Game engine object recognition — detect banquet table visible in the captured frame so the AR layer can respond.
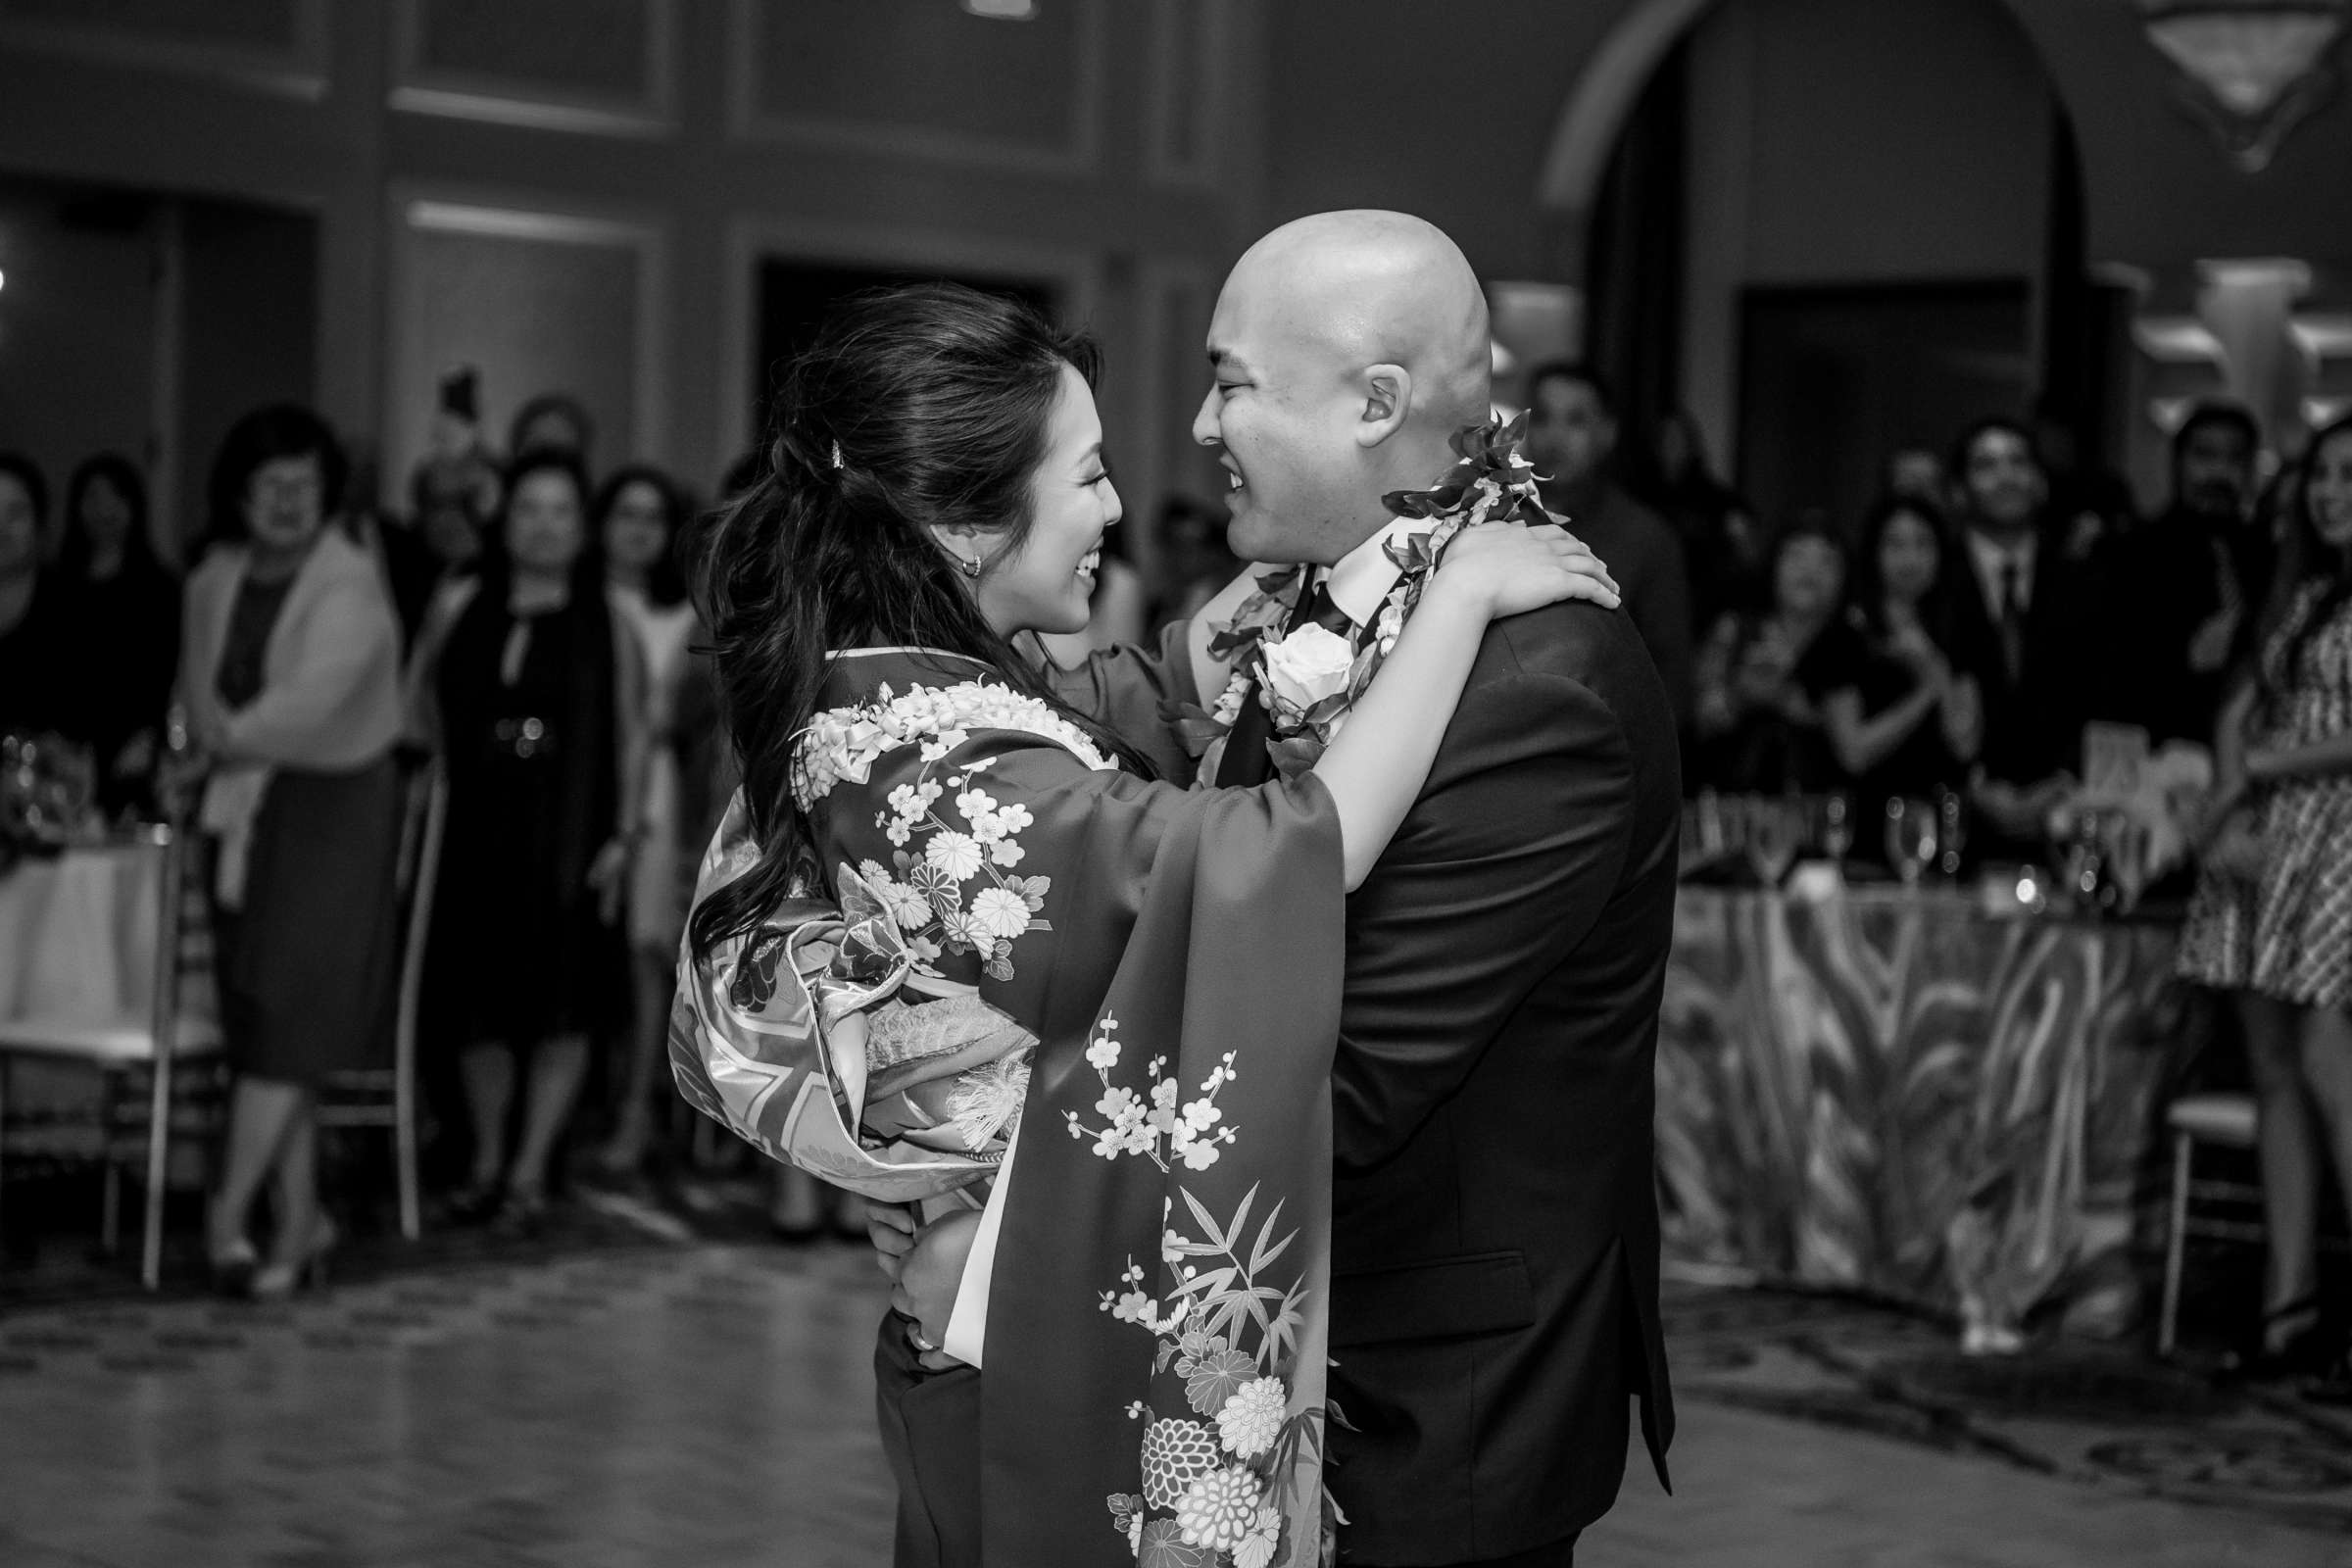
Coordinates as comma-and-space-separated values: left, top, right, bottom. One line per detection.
0, 839, 200, 1161
1657, 877, 2184, 1341
0, 843, 163, 1031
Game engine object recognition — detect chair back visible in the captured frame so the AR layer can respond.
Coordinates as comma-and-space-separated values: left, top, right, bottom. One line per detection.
146, 824, 216, 1064
391, 760, 448, 1073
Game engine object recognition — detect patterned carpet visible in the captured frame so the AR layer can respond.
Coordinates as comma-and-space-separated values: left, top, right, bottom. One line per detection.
4, 1166, 2350, 1548
1662, 1278, 2352, 1539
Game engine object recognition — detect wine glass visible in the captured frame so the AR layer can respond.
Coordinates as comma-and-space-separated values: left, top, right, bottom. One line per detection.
1886, 797, 1939, 888
1748, 797, 1803, 888
1935, 788, 1969, 880
1817, 792, 1854, 867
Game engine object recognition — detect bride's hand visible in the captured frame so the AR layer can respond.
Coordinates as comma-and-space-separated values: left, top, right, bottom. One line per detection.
1431, 521, 1621, 620
892, 1208, 983, 1369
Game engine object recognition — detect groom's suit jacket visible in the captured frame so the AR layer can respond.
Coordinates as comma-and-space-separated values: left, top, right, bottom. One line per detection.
1326, 590, 1678, 1564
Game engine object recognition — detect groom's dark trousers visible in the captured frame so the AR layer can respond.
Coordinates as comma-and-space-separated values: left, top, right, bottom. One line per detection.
1323, 596, 1678, 1565
875, 1314, 981, 1568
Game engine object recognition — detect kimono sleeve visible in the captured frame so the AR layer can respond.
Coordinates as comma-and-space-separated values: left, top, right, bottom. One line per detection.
1040, 619, 1206, 780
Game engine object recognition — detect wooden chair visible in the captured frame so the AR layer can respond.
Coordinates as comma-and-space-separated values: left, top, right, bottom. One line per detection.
0, 825, 225, 1289
317, 759, 444, 1243
2157, 1090, 2262, 1357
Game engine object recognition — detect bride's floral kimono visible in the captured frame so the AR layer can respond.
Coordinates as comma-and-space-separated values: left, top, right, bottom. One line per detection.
672, 639, 1342, 1568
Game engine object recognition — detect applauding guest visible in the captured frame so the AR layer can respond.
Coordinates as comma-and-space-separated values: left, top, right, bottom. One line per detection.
184, 406, 406, 1298
1805, 496, 1982, 831
413, 452, 647, 1230
1692, 519, 1847, 794
2103, 403, 2263, 747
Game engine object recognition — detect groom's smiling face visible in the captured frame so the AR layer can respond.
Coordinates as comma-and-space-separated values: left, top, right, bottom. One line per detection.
1193, 270, 1370, 567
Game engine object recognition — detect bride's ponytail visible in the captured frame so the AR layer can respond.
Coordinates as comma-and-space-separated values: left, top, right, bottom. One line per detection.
689, 282, 1152, 960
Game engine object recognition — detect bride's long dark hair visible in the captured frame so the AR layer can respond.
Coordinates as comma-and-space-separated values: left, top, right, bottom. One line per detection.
689, 282, 1151, 960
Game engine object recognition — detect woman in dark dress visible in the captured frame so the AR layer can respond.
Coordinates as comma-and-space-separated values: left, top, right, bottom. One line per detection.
1799, 494, 1984, 831
415, 451, 646, 1230
1691, 519, 1848, 793
53, 454, 181, 813
184, 407, 407, 1298
0, 454, 73, 740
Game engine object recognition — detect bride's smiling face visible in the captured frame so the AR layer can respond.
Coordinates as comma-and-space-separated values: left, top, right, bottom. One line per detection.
963, 360, 1122, 637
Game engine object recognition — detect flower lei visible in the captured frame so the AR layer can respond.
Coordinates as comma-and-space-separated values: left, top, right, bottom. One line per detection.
790, 677, 1113, 809
1201, 414, 1551, 779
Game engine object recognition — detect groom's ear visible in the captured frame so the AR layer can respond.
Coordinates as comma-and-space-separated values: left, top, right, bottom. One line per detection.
1356, 364, 1412, 450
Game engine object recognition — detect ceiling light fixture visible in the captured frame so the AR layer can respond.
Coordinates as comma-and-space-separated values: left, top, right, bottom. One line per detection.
961, 0, 1038, 18
2136, 0, 2350, 171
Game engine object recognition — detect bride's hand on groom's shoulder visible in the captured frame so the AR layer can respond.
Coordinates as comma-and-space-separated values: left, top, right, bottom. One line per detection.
1435, 521, 1620, 618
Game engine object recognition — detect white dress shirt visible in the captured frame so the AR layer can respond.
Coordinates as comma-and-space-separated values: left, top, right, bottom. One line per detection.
1963, 527, 2036, 623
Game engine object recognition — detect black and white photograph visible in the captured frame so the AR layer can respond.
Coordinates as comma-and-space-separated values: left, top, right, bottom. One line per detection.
4, 2, 2352, 1565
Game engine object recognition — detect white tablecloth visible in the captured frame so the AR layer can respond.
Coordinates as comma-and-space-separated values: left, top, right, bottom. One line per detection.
0, 845, 161, 1034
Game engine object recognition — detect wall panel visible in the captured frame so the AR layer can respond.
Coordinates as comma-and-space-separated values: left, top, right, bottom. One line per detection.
0, 0, 325, 97
727, 0, 1102, 174
386, 194, 667, 496
391, 0, 675, 136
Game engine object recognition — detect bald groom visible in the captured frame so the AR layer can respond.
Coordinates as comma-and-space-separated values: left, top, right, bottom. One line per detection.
1196, 212, 1677, 1568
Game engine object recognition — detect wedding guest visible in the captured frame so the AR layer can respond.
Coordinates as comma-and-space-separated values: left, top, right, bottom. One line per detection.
385, 368, 501, 639
1885, 445, 1950, 508
1801, 496, 1983, 834
1525, 362, 1694, 726
414, 451, 647, 1231
1692, 517, 1846, 793
2103, 403, 2262, 746
1641, 407, 1761, 637
508, 392, 595, 470
1940, 417, 2105, 850
0, 453, 71, 738
53, 454, 180, 811
591, 463, 700, 1175
184, 406, 405, 1299
2180, 413, 2352, 1382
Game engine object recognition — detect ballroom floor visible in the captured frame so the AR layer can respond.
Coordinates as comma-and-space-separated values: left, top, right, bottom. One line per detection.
1, 1228, 2348, 1568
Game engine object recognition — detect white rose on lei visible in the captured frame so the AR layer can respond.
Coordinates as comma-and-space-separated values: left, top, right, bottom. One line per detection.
1258, 622, 1355, 716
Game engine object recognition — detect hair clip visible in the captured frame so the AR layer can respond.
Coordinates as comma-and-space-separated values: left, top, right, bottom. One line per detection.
829, 441, 845, 470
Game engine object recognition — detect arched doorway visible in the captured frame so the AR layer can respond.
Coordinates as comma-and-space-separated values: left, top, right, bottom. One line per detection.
1536, 0, 2105, 536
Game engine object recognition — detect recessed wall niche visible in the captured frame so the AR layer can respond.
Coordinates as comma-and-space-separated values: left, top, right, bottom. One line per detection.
386, 196, 669, 508
391, 0, 674, 136
0, 0, 325, 97
727, 0, 1102, 173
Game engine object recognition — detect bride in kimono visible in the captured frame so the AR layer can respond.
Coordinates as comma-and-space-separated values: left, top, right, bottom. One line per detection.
673, 283, 1615, 1568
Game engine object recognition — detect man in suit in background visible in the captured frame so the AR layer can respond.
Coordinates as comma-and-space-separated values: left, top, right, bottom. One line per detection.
1522, 362, 1695, 733
1941, 416, 2106, 852
1200, 211, 1677, 1568
2100, 402, 2263, 748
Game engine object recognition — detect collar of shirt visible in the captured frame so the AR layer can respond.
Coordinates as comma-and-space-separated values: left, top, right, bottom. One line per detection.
1965, 526, 2037, 612
1319, 514, 1424, 631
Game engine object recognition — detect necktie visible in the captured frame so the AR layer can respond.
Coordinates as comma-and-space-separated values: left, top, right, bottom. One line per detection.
1997, 559, 2025, 683
1215, 581, 1354, 786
